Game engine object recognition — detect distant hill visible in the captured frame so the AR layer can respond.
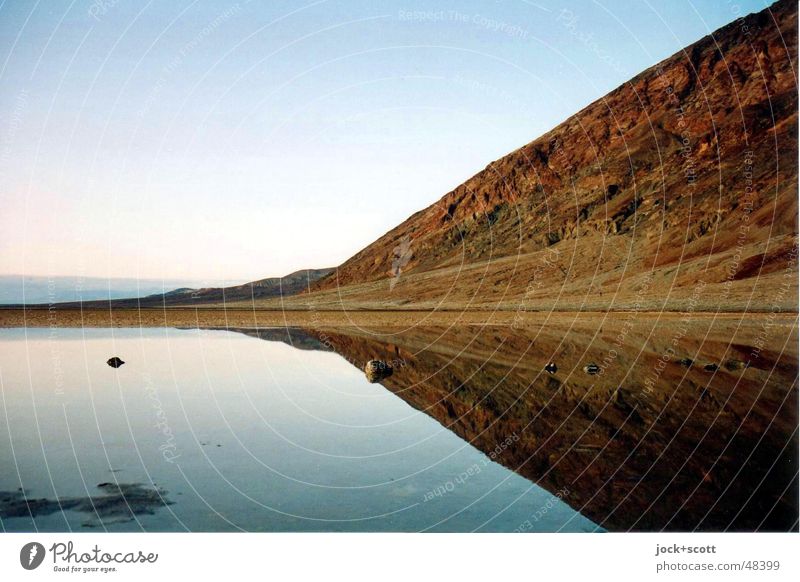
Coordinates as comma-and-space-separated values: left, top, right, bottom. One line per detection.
152, 268, 335, 306
18, 268, 333, 309
0, 275, 233, 306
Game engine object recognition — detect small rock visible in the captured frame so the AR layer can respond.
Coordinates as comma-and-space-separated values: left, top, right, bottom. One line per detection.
678, 358, 693, 368
544, 362, 558, 374
703, 363, 719, 372
724, 359, 748, 371
365, 360, 393, 383
583, 363, 600, 375
106, 357, 125, 368
546, 376, 561, 390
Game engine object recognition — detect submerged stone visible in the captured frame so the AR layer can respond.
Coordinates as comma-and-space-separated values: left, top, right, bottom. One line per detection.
364, 360, 393, 383
724, 359, 748, 371
106, 357, 125, 368
583, 363, 600, 375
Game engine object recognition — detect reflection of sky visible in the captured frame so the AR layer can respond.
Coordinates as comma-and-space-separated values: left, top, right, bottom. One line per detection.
0, 327, 600, 531
0, 0, 767, 280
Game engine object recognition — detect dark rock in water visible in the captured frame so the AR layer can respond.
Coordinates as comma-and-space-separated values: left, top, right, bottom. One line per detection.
703, 363, 719, 372
544, 362, 558, 374
583, 363, 600, 375
0, 483, 172, 527
364, 360, 393, 383
678, 358, 693, 368
724, 359, 748, 371
107, 357, 125, 368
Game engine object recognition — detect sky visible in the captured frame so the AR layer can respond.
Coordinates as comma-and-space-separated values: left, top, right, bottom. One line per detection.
0, 0, 770, 284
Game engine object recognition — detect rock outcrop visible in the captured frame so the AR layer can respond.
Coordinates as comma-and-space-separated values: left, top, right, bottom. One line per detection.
306, 0, 797, 312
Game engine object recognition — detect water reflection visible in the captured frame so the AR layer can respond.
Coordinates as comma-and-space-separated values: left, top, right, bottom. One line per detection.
233, 314, 798, 532
0, 484, 173, 528
0, 327, 598, 532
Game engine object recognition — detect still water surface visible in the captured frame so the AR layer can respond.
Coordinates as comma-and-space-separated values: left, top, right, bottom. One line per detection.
0, 328, 597, 532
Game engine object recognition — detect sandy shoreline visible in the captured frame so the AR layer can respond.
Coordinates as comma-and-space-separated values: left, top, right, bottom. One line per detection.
1, 307, 796, 329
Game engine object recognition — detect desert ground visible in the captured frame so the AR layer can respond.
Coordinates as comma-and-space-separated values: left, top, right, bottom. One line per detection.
1, 307, 796, 330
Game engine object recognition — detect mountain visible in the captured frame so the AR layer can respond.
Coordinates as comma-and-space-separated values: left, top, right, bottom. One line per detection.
0, 276, 232, 306
29, 268, 333, 309
298, 0, 797, 312
153, 268, 335, 306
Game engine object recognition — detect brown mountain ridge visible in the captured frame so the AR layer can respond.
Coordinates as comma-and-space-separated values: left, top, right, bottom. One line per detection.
30, 0, 797, 313
281, 0, 797, 312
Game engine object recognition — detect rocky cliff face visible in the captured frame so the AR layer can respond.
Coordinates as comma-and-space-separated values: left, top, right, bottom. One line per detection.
311, 0, 798, 311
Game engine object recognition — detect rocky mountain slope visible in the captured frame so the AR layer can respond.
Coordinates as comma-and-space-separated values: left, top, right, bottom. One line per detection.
299, 0, 797, 312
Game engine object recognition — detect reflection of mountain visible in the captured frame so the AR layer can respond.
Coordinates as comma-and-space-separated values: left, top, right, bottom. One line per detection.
239, 317, 797, 531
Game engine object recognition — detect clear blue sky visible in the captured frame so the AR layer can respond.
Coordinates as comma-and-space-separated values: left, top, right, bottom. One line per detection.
0, 0, 770, 282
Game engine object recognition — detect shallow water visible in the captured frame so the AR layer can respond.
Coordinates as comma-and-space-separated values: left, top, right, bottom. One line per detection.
0, 327, 597, 532
231, 316, 798, 532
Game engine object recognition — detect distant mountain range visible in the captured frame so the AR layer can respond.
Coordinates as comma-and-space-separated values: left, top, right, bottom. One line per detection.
0, 275, 236, 306
25, 268, 334, 309
17, 0, 797, 313
133, 268, 335, 307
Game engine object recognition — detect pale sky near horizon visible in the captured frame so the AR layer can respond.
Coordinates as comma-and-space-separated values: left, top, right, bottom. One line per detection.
0, 0, 769, 283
